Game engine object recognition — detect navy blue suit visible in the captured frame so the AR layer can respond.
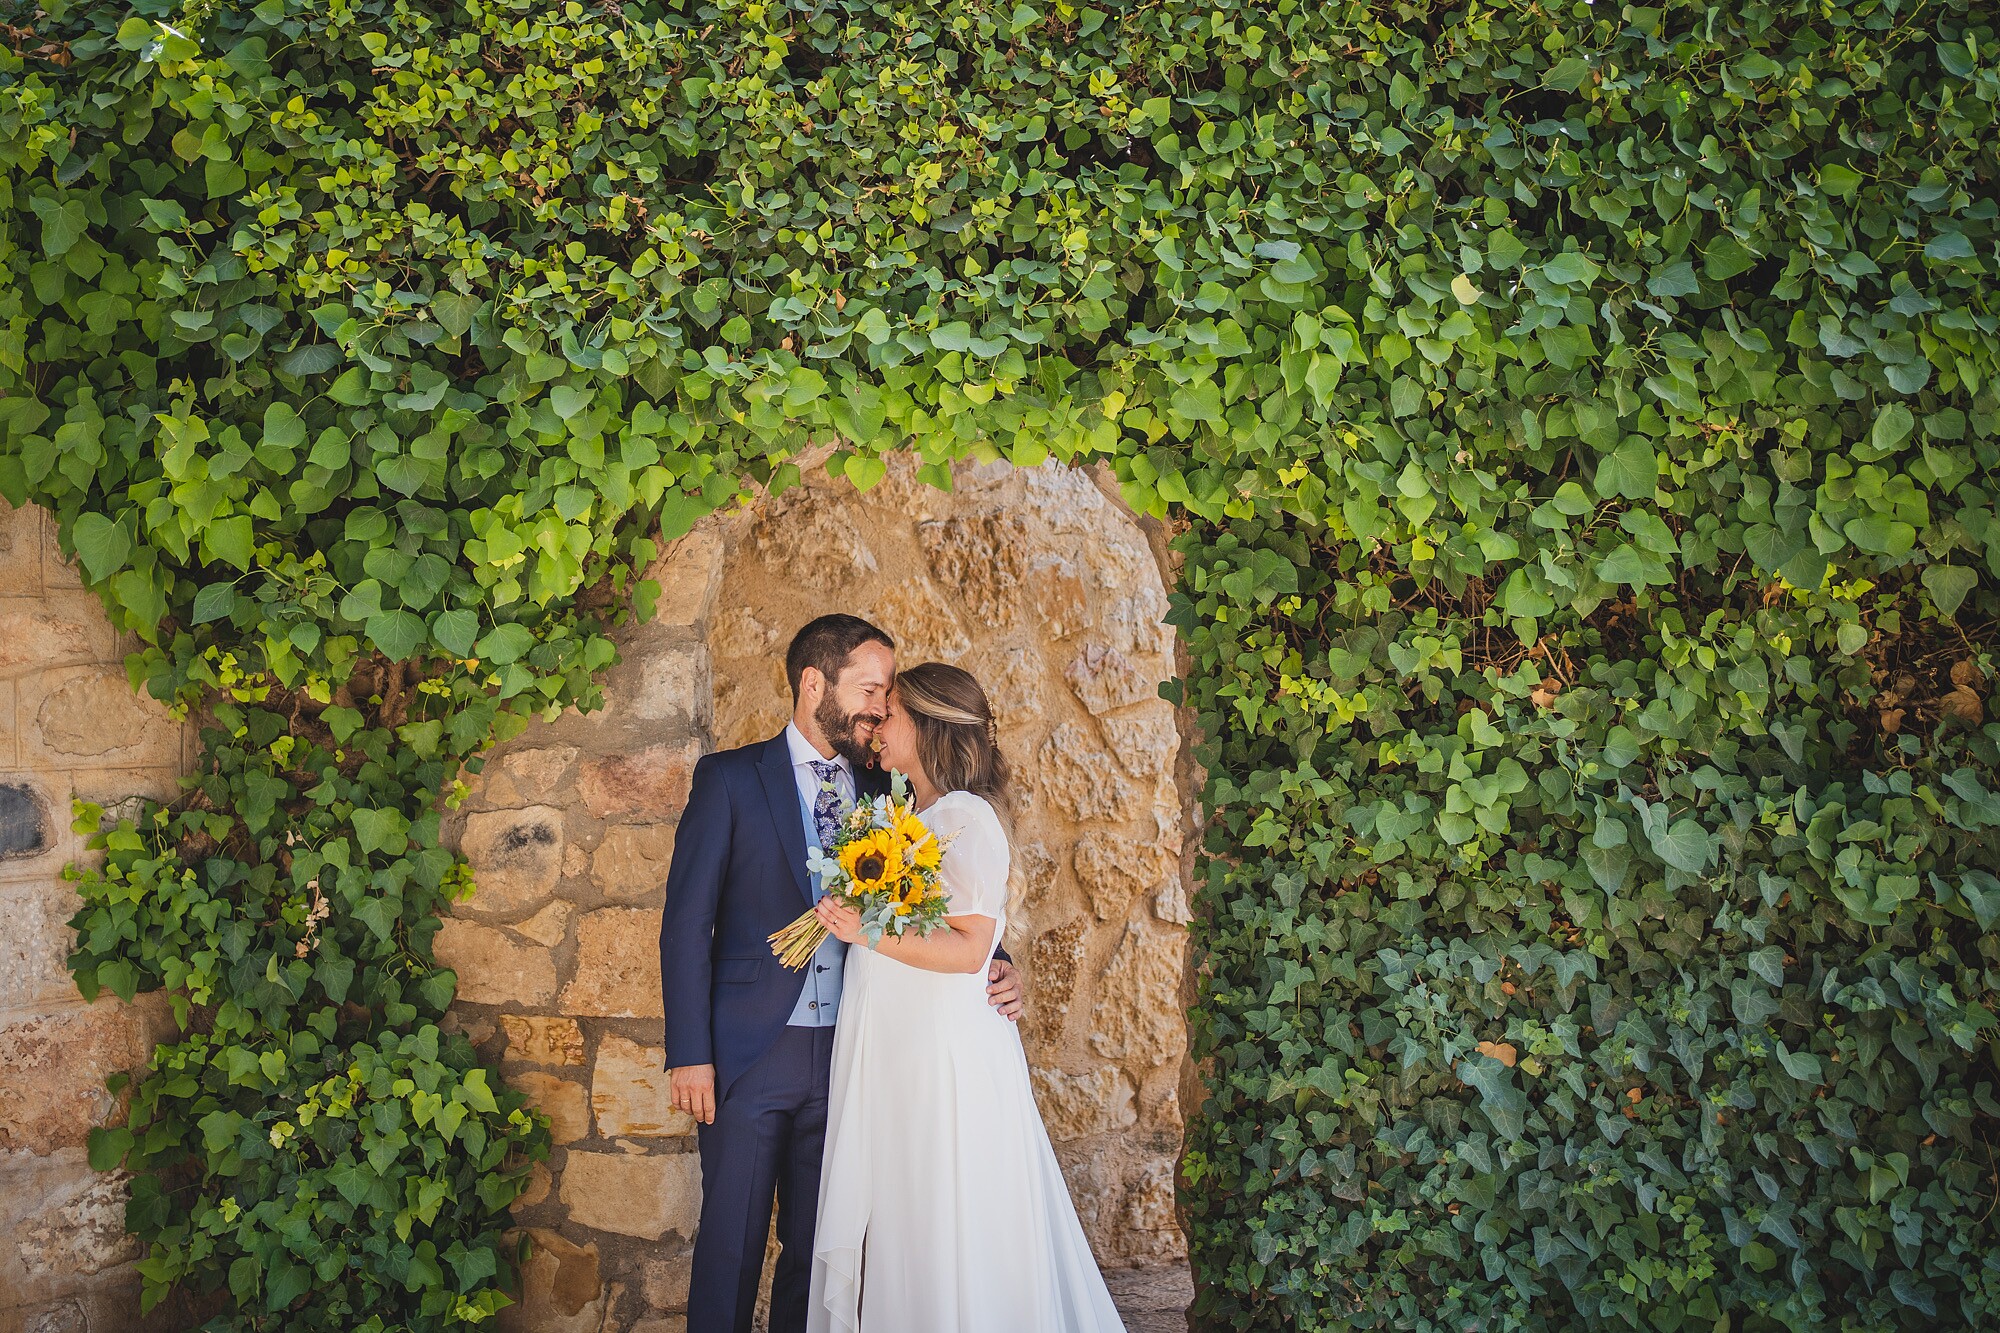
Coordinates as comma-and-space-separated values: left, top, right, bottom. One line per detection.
659, 730, 1006, 1332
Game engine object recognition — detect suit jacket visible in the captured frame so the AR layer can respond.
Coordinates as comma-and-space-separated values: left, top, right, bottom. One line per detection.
659, 729, 1009, 1094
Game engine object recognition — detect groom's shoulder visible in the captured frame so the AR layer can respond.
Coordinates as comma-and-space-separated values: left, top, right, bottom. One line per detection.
699, 732, 782, 778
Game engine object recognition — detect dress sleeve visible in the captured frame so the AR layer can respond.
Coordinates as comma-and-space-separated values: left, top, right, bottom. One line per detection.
931, 794, 1010, 919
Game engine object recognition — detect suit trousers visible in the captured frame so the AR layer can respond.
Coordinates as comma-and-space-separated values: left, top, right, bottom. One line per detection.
687, 1024, 836, 1333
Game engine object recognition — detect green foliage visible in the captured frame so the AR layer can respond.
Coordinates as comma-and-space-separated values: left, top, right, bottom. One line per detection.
6, 0, 2000, 1328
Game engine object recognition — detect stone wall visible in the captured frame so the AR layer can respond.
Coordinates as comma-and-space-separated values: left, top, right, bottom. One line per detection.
0, 499, 194, 1333
443, 457, 1191, 1332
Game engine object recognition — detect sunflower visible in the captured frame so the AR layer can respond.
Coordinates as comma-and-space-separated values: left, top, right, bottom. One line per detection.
838, 830, 903, 892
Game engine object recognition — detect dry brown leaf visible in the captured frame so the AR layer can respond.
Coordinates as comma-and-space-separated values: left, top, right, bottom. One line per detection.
1951, 659, 1984, 689
1879, 708, 1905, 734
1476, 1040, 1518, 1067
1530, 677, 1563, 709
1942, 685, 1984, 726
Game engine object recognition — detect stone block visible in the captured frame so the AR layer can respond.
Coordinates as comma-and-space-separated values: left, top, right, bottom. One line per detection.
510, 900, 573, 949
1007, 839, 1057, 921
1072, 832, 1158, 921
511, 1161, 553, 1211
501, 1016, 584, 1067
17, 666, 184, 771
0, 498, 44, 596
1063, 644, 1158, 716
473, 745, 579, 808
632, 1319, 689, 1333
0, 998, 167, 1154
560, 1151, 701, 1241
1100, 707, 1179, 777
433, 919, 557, 1007
1031, 1066, 1137, 1141
711, 658, 791, 752
616, 646, 711, 726
506, 1072, 590, 1145
750, 498, 876, 596
592, 1034, 695, 1139
0, 600, 117, 681
1027, 917, 1089, 1051
646, 527, 725, 628
979, 645, 1047, 728
1037, 725, 1141, 824
710, 604, 780, 660
10, 1160, 141, 1280
1032, 557, 1092, 639
591, 823, 678, 903
1088, 923, 1186, 1071
41, 511, 85, 589
454, 806, 564, 919
0, 878, 82, 1013
861, 575, 969, 662
577, 741, 701, 822
641, 1250, 695, 1311
497, 1228, 602, 1333
559, 908, 663, 1018
917, 513, 1029, 625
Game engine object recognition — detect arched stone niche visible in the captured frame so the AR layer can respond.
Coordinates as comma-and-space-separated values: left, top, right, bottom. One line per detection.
711, 457, 1192, 1265
446, 458, 1192, 1332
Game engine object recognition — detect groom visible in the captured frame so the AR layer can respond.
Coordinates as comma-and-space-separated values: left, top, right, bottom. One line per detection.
659, 613, 1025, 1333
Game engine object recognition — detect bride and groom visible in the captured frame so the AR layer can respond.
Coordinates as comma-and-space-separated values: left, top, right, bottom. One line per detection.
658, 614, 1129, 1332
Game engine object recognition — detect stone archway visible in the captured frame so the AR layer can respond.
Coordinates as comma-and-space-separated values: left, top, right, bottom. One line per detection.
440, 457, 1197, 1330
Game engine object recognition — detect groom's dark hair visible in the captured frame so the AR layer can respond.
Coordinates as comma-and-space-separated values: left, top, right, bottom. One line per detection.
786, 614, 895, 702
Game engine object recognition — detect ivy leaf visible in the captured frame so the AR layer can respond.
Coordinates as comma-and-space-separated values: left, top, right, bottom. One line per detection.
353, 893, 400, 942
432, 609, 480, 657
475, 622, 535, 665
1593, 438, 1656, 500
431, 291, 479, 337
1922, 564, 1977, 617
87, 1125, 135, 1171
1774, 1042, 1824, 1085
1871, 403, 1916, 452
1650, 817, 1715, 873
71, 513, 131, 582
192, 583, 238, 624
1456, 1055, 1526, 1140
367, 609, 429, 662
34, 197, 89, 255
351, 808, 410, 857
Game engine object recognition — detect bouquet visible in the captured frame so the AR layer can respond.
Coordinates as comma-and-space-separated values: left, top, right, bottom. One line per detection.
768, 772, 957, 968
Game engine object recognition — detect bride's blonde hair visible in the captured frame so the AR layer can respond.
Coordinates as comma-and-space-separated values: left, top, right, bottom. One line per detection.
894, 663, 1011, 818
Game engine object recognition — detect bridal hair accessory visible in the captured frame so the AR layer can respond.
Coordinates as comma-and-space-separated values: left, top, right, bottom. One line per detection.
768, 771, 959, 967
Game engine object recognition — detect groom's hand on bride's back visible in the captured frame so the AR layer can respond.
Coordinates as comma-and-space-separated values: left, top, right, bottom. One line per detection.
669, 1063, 716, 1125
986, 959, 1024, 1022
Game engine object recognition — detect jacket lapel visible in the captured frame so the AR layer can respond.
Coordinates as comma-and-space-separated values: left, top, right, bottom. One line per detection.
756, 732, 815, 906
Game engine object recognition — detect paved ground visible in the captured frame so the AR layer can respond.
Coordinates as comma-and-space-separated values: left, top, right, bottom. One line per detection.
1105, 1264, 1193, 1333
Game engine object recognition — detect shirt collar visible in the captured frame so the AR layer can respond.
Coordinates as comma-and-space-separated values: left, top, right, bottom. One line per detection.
785, 721, 851, 777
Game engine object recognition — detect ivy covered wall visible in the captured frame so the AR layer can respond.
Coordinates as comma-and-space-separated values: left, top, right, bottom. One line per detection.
5, 0, 2000, 1330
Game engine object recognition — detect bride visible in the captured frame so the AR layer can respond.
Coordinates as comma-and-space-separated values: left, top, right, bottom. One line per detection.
804, 662, 1128, 1333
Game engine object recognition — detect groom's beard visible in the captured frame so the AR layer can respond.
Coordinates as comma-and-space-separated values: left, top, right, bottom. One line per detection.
816, 693, 883, 769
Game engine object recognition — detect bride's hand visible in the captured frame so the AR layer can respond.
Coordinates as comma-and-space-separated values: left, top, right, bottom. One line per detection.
814, 896, 866, 945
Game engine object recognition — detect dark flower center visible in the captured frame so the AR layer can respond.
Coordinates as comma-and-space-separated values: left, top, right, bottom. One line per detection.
857, 854, 886, 881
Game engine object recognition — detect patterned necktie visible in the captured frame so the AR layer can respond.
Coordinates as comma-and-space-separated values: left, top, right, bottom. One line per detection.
808, 760, 845, 874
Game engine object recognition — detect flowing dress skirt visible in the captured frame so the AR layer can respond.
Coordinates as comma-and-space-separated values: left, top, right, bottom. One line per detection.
805, 803, 1126, 1333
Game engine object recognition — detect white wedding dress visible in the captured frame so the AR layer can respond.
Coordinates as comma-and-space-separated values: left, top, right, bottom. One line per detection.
806, 790, 1127, 1333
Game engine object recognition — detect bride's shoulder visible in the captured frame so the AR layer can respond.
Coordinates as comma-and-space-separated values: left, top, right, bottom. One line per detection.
933, 789, 1004, 833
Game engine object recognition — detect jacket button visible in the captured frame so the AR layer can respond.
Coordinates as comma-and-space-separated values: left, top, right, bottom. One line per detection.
808, 1001, 817, 1010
